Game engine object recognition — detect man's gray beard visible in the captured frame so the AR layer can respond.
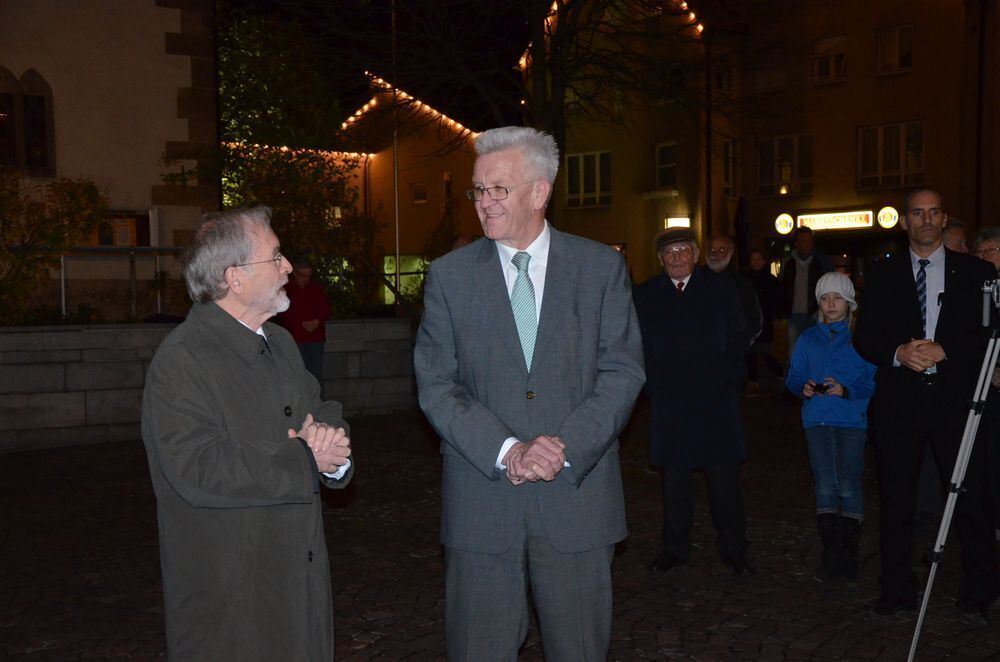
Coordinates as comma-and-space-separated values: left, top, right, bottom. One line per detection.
273, 289, 290, 314
707, 256, 731, 273
251, 288, 290, 316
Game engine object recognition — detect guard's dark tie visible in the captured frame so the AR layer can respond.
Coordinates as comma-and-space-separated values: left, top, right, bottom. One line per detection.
676, 280, 685, 294
916, 258, 930, 337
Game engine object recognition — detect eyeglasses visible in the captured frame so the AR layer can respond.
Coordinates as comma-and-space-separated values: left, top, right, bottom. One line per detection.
708, 246, 731, 255
976, 247, 1000, 257
234, 253, 285, 269
661, 245, 693, 257
465, 181, 537, 201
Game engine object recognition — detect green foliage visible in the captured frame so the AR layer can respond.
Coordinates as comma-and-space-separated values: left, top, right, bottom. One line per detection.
0, 168, 109, 323
214, 4, 383, 316
221, 143, 379, 317
218, 7, 343, 148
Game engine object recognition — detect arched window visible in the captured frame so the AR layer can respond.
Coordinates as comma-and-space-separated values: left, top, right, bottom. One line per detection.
0, 67, 17, 167
0, 68, 56, 176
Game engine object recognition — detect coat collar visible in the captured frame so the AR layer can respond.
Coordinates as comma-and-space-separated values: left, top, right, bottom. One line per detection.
188, 301, 272, 364
658, 265, 705, 292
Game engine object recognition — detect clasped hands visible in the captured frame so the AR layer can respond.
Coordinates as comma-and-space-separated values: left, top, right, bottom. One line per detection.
502, 435, 566, 486
897, 339, 946, 373
287, 413, 351, 473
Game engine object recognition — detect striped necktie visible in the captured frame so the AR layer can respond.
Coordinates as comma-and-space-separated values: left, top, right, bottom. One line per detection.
916, 258, 930, 337
510, 251, 537, 371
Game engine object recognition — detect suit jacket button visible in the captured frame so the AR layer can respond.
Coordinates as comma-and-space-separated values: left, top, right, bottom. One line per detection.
284, 406, 292, 417
526, 391, 535, 399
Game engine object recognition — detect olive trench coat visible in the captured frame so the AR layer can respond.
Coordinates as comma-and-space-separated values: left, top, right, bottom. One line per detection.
141, 301, 352, 661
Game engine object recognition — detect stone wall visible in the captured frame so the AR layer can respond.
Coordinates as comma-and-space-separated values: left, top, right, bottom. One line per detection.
0, 319, 415, 453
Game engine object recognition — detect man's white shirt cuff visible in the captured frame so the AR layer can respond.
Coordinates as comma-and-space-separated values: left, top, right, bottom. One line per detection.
496, 437, 571, 471
322, 458, 351, 480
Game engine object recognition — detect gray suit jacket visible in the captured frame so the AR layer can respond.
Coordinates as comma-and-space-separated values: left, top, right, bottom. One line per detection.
414, 228, 645, 554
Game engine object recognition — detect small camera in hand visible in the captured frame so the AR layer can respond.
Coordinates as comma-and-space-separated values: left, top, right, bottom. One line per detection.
812, 382, 829, 394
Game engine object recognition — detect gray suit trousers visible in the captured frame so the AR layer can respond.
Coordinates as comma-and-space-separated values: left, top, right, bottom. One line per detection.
444, 495, 615, 661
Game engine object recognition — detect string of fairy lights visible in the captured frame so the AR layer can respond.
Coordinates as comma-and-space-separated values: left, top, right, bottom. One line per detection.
223, 141, 374, 160
339, 72, 478, 140
234, 2, 707, 153
518, 0, 705, 71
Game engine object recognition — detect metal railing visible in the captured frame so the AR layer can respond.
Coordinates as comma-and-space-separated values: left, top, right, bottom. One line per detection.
57, 246, 183, 319
47, 246, 422, 323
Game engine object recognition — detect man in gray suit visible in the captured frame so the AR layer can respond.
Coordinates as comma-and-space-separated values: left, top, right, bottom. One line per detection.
414, 126, 645, 661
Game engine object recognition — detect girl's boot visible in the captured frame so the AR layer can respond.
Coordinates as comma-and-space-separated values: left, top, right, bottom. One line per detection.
815, 513, 841, 582
838, 516, 862, 581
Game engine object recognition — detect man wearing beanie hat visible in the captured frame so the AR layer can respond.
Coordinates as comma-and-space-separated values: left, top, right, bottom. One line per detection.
854, 187, 999, 620
635, 227, 754, 576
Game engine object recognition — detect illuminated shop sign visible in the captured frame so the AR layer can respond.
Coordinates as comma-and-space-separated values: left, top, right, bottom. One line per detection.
877, 206, 899, 229
798, 210, 873, 231
774, 213, 795, 235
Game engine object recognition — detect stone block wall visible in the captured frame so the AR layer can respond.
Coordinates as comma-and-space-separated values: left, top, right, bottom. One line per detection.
0, 318, 415, 452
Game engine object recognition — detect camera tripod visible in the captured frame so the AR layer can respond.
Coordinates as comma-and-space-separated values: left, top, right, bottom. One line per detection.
908, 280, 1000, 661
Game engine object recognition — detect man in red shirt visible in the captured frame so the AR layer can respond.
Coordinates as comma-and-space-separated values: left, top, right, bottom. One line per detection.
278, 258, 331, 390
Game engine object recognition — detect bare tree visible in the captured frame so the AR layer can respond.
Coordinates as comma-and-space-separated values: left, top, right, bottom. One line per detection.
286, 0, 734, 155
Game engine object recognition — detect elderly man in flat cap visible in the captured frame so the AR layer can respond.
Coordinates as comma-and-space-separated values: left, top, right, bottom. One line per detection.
634, 227, 754, 576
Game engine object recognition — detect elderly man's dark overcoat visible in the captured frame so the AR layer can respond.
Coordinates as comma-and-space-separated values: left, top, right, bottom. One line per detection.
634, 266, 749, 469
142, 302, 352, 661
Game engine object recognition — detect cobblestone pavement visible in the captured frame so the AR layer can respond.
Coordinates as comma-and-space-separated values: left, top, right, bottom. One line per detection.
2, 386, 999, 660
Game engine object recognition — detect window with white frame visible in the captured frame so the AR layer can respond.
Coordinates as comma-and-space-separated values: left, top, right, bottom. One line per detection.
757, 135, 813, 196
566, 151, 611, 207
812, 36, 847, 84
723, 139, 737, 197
857, 121, 924, 189
655, 142, 677, 189
383, 254, 428, 305
878, 25, 913, 75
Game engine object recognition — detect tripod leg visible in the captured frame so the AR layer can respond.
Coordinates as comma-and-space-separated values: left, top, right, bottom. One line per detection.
908, 331, 1000, 662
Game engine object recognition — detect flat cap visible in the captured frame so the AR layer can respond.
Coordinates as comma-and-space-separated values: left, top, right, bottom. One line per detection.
654, 227, 697, 252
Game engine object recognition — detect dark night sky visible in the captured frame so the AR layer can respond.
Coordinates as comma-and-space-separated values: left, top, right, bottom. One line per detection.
224, 0, 529, 130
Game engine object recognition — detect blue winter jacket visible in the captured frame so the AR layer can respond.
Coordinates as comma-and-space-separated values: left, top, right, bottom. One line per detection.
785, 319, 876, 429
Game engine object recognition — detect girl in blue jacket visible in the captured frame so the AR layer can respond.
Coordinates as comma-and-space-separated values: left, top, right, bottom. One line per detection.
786, 272, 876, 583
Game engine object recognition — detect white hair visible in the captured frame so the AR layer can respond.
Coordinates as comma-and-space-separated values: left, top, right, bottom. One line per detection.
975, 226, 1000, 250
182, 206, 273, 303
474, 126, 560, 183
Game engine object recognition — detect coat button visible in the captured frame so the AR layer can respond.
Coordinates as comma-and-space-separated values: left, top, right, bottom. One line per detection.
284, 406, 292, 417
526, 391, 535, 400
308, 550, 313, 562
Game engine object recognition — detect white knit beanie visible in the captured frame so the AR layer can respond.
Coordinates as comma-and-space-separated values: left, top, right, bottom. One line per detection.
815, 272, 857, 311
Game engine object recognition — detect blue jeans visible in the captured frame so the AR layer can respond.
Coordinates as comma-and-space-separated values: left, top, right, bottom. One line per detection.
804, 425, 867, 519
